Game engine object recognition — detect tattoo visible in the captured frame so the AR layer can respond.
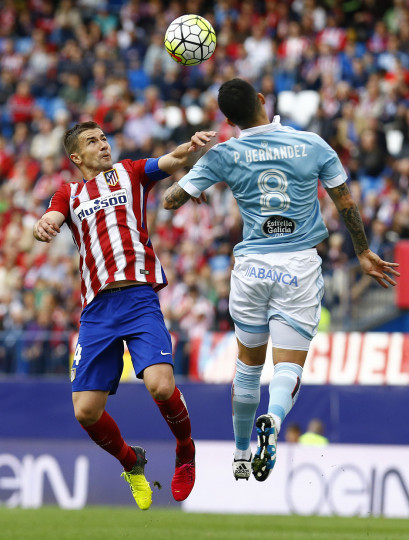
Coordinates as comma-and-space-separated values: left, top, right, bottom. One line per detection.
328, 183, 369, 255
164, 183, 190, 209
332, 183, 350, 197
339, 206, 368, 254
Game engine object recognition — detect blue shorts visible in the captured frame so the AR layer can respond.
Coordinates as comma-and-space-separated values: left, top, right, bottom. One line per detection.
71, 285, 173, 394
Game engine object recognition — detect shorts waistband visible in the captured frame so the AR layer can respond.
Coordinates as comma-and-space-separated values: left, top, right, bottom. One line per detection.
99, 284, 150, 294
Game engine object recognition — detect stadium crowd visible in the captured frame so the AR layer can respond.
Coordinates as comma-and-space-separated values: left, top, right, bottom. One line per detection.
0, 0, 407, 375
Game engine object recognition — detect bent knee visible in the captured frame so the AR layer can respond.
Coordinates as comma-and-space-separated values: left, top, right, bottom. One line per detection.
147, 380, 174, 401
74, 404, 103, 427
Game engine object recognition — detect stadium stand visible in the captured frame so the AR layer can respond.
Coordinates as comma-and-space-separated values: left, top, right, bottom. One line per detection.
0, 0, 407, 375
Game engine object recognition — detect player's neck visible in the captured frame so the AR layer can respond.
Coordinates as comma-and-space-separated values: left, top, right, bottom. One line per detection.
245, 113, 270, 130
80, 165, 105, 181
251, 112, 271, 128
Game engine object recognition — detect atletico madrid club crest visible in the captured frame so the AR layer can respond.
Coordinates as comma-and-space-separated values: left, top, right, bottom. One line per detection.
104, 168, 119, 186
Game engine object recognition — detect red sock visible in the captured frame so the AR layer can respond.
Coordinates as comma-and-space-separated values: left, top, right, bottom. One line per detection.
82, 410, 136, 471
154, 387, 194, 463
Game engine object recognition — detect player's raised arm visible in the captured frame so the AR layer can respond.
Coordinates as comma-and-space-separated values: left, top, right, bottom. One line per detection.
163, 182, 201, 210
33, 211, 65, 243
158, 130, 216, 175
327, 182, 400, 288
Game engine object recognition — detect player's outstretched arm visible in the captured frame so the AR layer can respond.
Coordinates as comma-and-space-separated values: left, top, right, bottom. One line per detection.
33, 211, 65, 242
158, 130, 216, 175
356, 249, 400, 289
327, 182, 400, 288
163, 183, 200, 210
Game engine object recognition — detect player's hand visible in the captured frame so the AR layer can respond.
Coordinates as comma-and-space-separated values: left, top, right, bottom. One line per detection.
357, 249, 400, 288
188, 131, 217, 153
34, 217, 60, 242
190, 192, 207, 204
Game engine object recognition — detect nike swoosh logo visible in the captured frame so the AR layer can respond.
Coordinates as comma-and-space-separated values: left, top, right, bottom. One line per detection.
160, 351, 172, 356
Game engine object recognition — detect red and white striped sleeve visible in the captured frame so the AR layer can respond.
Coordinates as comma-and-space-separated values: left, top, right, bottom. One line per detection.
45, 183, 72, 220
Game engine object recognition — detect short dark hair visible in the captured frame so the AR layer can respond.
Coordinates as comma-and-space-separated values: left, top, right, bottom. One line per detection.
218, 78, 260, 128
63, 121, 101, 158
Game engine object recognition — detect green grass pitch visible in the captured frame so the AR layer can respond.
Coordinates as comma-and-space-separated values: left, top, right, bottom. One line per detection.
1, 507, 407, 540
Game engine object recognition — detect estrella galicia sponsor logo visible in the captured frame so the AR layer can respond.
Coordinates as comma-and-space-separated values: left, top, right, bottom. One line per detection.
104, 168, 119, 186
245, 266, 298, 287
262, 215, 296, 237
74, 188, 129, 222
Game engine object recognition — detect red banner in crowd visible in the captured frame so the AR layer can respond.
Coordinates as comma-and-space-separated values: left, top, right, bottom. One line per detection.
189, 332, 409, 385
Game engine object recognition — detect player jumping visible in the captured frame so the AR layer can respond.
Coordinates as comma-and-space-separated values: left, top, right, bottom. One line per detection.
163, 78, 399, 482
33, 121, 216, 507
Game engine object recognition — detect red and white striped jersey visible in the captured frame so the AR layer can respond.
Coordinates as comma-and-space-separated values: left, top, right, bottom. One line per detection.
46, 159, 167, 307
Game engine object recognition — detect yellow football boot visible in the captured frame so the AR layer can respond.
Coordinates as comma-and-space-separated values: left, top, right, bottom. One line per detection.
121, 446, 152, 510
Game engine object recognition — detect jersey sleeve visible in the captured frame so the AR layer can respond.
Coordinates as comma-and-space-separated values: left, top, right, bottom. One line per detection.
317, 138, 348, 188
45, 183, 71, 219
122, 158, 169, 186
178, 147, 222, 197
145, 157, 169, 181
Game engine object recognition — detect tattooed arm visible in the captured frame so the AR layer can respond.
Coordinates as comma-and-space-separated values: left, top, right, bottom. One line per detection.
163, 183, 191, 210
326, 182, 368, 255
163, 183, 207, 210
327, 182, 399, 288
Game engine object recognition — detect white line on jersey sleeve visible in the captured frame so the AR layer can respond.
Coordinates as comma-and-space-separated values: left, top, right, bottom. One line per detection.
179, 180, 202, 197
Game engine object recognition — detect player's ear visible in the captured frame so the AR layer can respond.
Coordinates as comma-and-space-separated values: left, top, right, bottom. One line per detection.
257, 93, 266, 105
70, 152, 82, 166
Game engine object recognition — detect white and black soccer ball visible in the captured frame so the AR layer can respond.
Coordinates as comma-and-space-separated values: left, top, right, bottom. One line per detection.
164, 14, 216, 66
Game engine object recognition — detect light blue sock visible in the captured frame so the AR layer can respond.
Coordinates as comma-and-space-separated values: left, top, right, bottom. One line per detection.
268, 362, 303, 434
232, 359, 263, 452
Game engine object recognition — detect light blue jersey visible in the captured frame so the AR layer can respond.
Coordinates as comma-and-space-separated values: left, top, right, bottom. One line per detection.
179, 117, 347, 255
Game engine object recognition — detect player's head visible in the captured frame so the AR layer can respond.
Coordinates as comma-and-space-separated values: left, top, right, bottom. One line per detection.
63, 121, 113, 175
218, 78, 267, 129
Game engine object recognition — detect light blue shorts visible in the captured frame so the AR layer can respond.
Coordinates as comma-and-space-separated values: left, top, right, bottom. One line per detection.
229, 249, 324, 341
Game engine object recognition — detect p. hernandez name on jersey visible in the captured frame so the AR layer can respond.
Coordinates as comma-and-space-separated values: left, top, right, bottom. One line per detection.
232, 143, 308, 164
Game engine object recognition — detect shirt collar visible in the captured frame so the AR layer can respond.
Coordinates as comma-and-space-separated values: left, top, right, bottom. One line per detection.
238, 115, 281, 138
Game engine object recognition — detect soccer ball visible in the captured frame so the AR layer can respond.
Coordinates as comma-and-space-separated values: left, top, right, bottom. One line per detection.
164, 14, 216, 66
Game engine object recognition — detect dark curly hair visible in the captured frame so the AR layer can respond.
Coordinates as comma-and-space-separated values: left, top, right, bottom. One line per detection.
218, 78, 261, 129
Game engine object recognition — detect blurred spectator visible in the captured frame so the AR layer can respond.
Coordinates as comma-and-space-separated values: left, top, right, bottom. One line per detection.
284, 422, 302, 443
1, 38, 24, 78
173, 284, 215, 341
7, 80, 35, 124
0, 135, 13, 183
53, 0, 83, 44
94, 5, 118, 37
123, 103, 158, 147
58, 72, 87, 117
356, 127, 389, 195
0, 69, 15, 109
278, 20, 308, 72
32, 156, 67, 208
299, 419, 329, 446
30, 117, 63, 161
211, 275, 234, 331
243, 23, 275, 78
12, 122, 31, 155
